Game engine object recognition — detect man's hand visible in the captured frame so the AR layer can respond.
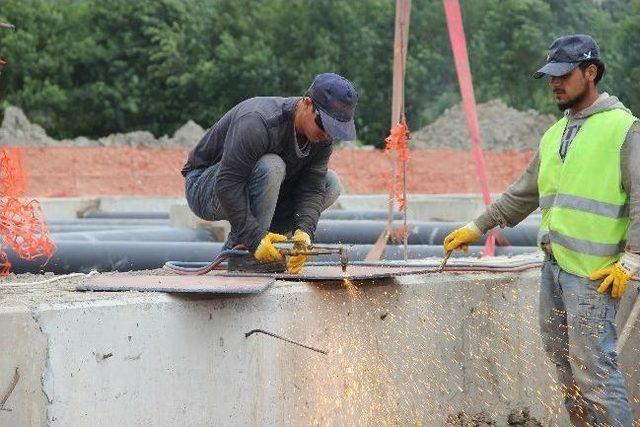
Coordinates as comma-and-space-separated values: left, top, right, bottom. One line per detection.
254, 232, 287, 262
443, 222, 482, 253
590, 253, 640, 298
287, 230, 311, 274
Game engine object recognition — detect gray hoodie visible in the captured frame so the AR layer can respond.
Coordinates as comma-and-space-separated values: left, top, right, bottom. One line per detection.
474, 93, 640, 254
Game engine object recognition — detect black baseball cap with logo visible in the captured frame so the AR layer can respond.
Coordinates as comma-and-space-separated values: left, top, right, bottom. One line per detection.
533, 34, 601, 79
307, 73, 358, 141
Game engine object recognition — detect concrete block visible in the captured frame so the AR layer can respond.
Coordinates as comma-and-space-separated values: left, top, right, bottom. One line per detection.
38, 197, 185, 221
0, 307, 48, 426
98, 196, 185, 213
0, 271, 575, 426
38, 197, 100, 221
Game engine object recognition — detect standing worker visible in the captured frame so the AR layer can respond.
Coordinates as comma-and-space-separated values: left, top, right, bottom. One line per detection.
182, 73, 358, 273
443, 35, 638, 426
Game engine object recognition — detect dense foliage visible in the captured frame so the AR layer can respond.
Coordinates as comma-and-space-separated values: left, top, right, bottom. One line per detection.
0, 0, 636, 146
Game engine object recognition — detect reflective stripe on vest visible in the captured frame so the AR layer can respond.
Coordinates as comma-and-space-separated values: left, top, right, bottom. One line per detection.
539, 194, 629, 218
548, 230, 626, 257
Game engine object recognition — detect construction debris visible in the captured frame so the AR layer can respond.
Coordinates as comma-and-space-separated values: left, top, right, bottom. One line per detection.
445, 408, 542, 427
446, 411, 495, 426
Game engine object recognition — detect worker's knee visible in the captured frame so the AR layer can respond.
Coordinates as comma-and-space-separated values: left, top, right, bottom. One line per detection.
323, 169, 342, 209
252, 154, 286, 187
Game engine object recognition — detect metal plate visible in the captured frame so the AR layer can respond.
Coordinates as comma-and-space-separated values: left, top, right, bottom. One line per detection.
222, 265, 435, 281
78, 274, 274, 294
219, 257, 543, 281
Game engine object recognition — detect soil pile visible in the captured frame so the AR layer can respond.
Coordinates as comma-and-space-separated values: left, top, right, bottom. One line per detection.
412, 99, 557, 152
0, 106, 205, 148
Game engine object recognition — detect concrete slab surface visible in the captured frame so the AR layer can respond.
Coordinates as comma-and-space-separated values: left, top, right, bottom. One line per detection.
78, 274, 274, 294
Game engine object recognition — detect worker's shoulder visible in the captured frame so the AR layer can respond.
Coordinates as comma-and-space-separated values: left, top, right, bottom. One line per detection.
233, 96, 298, 128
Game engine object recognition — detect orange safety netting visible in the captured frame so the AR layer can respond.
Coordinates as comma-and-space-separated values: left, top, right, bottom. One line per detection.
382, 120, 410, 212
381, 120, 411, 245
0, 147, 55, 275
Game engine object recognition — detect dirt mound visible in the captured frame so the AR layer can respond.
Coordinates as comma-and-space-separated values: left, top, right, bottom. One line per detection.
0, 106, 205, 148
412, 99, 557, 152
0, 106, 56, 145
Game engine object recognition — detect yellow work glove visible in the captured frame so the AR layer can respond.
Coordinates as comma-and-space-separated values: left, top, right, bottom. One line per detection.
443, 222, 482, 253
590, 253, 640, 298
254, 232, 287, 262
287, 230, 311, 274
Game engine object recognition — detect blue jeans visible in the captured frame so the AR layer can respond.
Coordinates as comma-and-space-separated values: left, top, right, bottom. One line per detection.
184, 154, 341, 248
539, 257, 632, 426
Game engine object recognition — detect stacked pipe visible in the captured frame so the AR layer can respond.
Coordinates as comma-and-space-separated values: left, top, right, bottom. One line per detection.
7, 209, 542, 274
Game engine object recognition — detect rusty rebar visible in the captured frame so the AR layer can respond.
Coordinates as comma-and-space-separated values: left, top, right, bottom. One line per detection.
245, 329, 328, 355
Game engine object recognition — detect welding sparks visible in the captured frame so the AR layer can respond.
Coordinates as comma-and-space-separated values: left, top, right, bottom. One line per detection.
342, 277, 362, 298
281, 273, 581, 424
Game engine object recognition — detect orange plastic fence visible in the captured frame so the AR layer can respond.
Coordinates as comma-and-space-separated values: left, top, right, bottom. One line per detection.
381, 120, 411, 246
382, 121, 410, 212
0, 147, 55, 275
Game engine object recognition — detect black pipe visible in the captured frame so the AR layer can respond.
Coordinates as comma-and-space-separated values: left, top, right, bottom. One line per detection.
7, 241, 225, 274
7, 241, 539, 274
48, 220, 540, 245
313, 220, 539, 246
48, 219, 168, 226
52, 227, 218, 242
320, 210, 403, 220
48, 225, 166, 233
81, 211, 170, 220
79, 209, 401, 221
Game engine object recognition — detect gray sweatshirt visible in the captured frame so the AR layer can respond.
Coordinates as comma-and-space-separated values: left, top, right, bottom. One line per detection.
474, 93, 640, 254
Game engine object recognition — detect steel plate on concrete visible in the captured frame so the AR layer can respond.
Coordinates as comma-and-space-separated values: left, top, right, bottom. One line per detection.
222, 265, 434, 281
78, 274, 274, 294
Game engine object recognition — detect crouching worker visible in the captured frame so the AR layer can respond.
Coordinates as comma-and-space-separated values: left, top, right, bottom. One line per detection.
182, 73, 358, 273
443, 35, 638, 426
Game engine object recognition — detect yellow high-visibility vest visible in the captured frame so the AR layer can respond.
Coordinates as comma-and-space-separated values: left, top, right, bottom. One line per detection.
538, 108, 637, 277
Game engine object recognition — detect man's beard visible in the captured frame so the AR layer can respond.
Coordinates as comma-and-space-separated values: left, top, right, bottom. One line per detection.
556, 83, 589, 112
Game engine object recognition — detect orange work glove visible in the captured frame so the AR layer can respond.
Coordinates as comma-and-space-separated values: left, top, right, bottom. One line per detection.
590, 253, 640, 298
443, 222, 482, 253
287, 230, 311, 274
254, 232, 287, 262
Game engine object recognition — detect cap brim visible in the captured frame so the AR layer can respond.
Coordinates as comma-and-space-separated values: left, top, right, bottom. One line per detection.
317, 109, 356, 141
533, 62, 579, 79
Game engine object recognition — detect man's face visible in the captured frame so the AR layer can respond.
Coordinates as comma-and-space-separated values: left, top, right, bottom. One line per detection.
549, 66, 593, 111
301, 98, 331, 143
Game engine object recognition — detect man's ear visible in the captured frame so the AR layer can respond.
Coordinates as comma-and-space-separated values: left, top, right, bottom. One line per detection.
585, 64, 598, 82
302, 96, 313, 107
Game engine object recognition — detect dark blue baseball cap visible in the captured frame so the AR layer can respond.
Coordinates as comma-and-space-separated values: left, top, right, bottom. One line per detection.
307, 73, 358, 141
533, 34, 601, 79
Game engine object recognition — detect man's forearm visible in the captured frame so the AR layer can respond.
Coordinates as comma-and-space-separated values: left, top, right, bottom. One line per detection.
474, 151, 541, 233
622, 122, 640, 254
